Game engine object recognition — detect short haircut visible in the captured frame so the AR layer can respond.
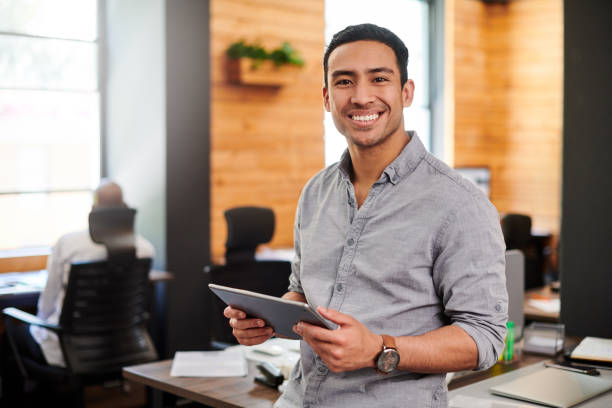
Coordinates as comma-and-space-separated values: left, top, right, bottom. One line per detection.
323, 23, 409, 89
94, 179, 126, 208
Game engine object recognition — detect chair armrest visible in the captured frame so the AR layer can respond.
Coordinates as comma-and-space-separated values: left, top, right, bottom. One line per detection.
2, 307, 62, 332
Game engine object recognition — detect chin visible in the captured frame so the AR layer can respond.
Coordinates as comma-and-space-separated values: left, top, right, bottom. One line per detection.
349, 133, 389, 149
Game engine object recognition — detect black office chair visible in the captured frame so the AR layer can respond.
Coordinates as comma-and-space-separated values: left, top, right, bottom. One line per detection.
501, 213, 547, 289
204, 206, 292, 348
2, 207, 157, 407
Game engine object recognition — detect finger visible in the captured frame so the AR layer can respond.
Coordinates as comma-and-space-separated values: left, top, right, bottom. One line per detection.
317, 306, 354, 326
234, 326, 274, 339
224, 306, 246, 319
296, 322, 336, 344
229, 318, 267, 330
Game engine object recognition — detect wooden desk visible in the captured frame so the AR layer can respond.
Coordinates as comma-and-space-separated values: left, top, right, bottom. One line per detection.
123, 359, 279, 408
124, 350, 566, 408
524, 285, 560, 323
449, 338, 612, 407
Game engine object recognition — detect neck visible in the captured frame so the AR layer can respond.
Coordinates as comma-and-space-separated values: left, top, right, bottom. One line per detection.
348, 131, 411, 186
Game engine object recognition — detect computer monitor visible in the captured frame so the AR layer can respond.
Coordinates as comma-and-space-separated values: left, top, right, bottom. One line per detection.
505, 250, 525, 339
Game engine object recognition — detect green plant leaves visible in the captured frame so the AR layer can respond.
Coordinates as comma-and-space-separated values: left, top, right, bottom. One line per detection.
226, 40, 304, 68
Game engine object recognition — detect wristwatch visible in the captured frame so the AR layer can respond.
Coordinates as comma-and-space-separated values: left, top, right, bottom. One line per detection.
375, 334, 400, 374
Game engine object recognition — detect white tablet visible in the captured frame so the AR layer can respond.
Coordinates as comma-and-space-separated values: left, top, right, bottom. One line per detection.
208, 283, 334, 340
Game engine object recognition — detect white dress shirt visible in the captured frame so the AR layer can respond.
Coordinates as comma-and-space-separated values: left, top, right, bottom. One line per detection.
30, 229, 155, 367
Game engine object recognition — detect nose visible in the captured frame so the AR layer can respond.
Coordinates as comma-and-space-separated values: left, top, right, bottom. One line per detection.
350, 82, 376, 106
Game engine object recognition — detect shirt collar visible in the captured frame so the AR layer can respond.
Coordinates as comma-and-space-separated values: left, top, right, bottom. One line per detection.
338, 131, 426, 185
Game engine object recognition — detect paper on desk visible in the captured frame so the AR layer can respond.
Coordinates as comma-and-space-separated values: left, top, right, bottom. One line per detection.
527, 298, 560, 314
572, 337, 612, 363
449, 394, 537, 408
170, 348, 247, 377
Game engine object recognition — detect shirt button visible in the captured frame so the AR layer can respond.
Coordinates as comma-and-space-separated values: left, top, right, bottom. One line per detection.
336, 283, 343, 292
347, 238, 355, 246
495, 303, 502, 312
318, 365, 328, 374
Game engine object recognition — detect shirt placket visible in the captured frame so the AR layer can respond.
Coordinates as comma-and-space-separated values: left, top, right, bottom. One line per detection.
304, 180, 386, 407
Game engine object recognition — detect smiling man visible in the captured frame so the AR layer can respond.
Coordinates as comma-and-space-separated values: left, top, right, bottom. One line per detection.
224, 24, 508, 407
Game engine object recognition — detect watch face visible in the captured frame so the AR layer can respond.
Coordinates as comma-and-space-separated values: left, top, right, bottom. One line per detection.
377, 348, 400, 373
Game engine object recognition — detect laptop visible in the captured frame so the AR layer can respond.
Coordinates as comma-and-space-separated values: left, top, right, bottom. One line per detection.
490, 367, 612, 408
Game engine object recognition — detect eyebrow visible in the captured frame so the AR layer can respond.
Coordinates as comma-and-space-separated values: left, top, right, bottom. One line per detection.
330, 67, 395, 79
369, 67, 394, 75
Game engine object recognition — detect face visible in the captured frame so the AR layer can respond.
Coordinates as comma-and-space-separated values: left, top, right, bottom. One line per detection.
323, 40, 414, 150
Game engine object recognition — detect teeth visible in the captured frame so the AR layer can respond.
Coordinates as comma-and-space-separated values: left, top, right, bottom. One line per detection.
353, 113, 379, 121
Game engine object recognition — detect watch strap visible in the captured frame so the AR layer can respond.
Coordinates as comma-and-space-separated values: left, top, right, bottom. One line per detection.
381, 334, 397, 351
375, 334, 400, 374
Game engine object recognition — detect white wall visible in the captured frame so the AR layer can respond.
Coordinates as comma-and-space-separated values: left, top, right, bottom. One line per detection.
104, 0, 166, 268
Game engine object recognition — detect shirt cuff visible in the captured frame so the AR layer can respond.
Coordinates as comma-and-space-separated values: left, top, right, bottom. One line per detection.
452, 321, 504, 371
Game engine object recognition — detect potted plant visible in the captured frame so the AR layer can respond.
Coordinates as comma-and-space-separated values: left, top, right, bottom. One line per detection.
225, 40, 304, 86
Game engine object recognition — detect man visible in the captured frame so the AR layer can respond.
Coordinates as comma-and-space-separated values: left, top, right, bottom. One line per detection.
225, 24, 507, 407
30, 180, 155, 367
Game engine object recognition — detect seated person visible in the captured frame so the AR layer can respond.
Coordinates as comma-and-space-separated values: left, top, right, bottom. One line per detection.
28, 180, 155, 367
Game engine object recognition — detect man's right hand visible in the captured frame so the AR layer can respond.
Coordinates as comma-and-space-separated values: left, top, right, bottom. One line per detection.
223, 306, 274, 346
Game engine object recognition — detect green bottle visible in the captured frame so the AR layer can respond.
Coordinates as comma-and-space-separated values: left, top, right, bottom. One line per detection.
504, 320, 515, 362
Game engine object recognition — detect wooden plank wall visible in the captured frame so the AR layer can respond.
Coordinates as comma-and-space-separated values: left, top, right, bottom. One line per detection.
453, 0, 563, 236
209, 0, 325, 260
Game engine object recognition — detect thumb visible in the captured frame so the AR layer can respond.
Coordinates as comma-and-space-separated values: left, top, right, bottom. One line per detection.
317, 306, 354, 326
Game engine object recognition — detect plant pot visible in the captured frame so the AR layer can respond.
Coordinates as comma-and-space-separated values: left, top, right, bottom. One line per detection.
226, 58, 302, 86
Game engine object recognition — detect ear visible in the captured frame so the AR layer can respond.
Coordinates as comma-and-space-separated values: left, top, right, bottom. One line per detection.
402, 79, 415, 108
323, 86, 331, 112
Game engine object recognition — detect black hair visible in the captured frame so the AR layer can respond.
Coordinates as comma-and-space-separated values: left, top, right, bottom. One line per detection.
323, 23, 409, 88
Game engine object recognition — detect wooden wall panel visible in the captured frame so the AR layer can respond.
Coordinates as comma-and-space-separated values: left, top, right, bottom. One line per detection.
453, 0, 563, 236
210, 0, 325, 260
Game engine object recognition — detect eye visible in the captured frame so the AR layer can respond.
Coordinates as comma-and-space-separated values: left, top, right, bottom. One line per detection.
373, 77, 388, 83
334, 79, 352, 86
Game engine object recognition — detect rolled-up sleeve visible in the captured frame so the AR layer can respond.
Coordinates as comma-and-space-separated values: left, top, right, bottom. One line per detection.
433, 193, 508, 370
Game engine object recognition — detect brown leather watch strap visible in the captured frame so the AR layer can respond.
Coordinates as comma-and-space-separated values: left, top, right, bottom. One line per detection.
381, 334, 397, 350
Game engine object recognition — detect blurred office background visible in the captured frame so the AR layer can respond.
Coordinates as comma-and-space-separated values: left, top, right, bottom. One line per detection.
0, 0, 610, 359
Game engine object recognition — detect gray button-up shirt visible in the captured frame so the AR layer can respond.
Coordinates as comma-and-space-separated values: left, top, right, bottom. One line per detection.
275, 132, 508, 408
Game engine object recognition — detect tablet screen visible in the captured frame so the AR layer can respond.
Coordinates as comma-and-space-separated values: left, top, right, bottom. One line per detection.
209, 283, 334, 339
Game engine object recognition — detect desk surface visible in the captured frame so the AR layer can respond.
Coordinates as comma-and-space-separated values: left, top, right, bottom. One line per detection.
123, 352, 559, 408
124, 359, 279, 408
449, 360, 612, 407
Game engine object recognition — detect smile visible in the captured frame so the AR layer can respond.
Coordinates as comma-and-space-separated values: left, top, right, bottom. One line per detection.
352, 113, 379, 122
348, 111, 383, 127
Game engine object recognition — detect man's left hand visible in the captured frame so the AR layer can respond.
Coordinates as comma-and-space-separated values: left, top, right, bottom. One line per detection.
293, 306, 382, 373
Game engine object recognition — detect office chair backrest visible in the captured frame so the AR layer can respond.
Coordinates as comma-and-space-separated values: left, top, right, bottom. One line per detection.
224, 206, 275, 263
89, 207, 137, 264
501, 213, 532, 249
59, 207, 157, 374
505, 250, 525, 339
60, 258, 157, 374
59, 258, 157, 374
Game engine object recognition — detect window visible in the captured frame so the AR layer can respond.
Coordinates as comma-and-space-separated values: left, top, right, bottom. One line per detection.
324, 0, 431, 165
0, 0, 100, 250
